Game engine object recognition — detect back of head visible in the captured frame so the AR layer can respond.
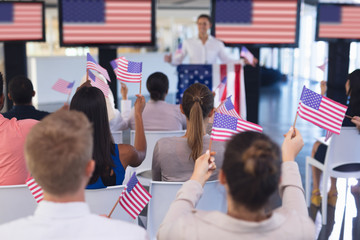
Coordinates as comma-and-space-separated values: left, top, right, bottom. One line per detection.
348, 69, 360, 116
182, 83, 214, 160
146, 72, 169, 101
222, 132, 281, 211
25, 110, 93, 196
8, 75, 34, 105
70, 86, 114, 184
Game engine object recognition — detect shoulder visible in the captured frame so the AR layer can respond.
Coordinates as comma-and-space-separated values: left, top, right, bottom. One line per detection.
18, 119, 39, 131
209, 36, 225, 46
273, 209, 315, 236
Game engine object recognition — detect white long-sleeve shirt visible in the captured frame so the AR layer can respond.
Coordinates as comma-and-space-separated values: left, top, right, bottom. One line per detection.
172, 36, 238, 65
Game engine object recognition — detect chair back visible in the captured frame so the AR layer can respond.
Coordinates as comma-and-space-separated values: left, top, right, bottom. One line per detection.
0, 184, 37, 224
325, 127, 360, 178
124, 130, 186, 184
111, 131, 123, 144
147, 180, 226, 240
85, 185, 135, 223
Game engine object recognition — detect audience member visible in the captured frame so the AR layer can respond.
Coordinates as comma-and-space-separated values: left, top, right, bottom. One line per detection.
157, 128, 315, 240
126, 72, 186, 130
0, 110, 148, 239
152, 83, 224, 181
311, 70, 360, 208
70, 86, 146, 188
3, 75, 49, 120
0, 73, 38, 185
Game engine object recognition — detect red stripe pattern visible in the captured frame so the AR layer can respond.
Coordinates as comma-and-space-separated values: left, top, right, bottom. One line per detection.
218, 96, 242, 119
88, 71, 110, 97
52, 79, 74, 95
62, 0, 152, 44
211, 112, 263, 142
297, 86, 347, 135
118, 173, 151, 219
112, 57, 142, 83
215, 0, 298, 44
0, 3, 43, 41
26, 177, 43, 203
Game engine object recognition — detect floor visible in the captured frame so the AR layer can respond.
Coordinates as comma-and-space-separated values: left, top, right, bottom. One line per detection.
259, 77, 359, 240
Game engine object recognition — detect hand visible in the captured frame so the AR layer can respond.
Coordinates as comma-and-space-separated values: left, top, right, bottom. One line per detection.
320, 80, 327, 96
134, 94, 145, 115
164, 53, 172, 63
76, 80, 91, 92
59, 103, 69, 111
190, 150, 216, 187
120, 82, 128, 100
351, 116, 360, 131
282, 127, 304, 162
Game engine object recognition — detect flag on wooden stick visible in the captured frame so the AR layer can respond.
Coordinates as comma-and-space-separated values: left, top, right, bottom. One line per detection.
52, 79, 75, 95
111, 57, 142, 83
87, 53, 110, 82
88, 71, 110, 97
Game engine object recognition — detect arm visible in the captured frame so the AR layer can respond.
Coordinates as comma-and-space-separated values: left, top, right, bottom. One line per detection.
120, 82, 132, 121
279, 127, 308, 216
157, 151, 215, 239
119, 95, 147, 168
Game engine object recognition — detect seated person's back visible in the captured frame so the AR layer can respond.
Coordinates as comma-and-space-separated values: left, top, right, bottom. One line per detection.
152, 83, 225, 181
127, 72, 186, 131
0, 110, 147, 239
3, 75, 49, 120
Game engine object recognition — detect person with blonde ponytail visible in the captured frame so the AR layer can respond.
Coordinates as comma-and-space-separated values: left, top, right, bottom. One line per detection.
152, 83, 225, 181
157, 129, 315, 240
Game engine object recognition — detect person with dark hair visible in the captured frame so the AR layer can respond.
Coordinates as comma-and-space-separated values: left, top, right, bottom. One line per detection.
0, 110, 148, 239
126, 72, 186, 130
157, 128, 315, 240
310, 69, 360, 209
70, 86, 146, 188
152, 83, 224, 181
164, 14, 254, 65
3, 75, 49, 120
0, 73, 38, 185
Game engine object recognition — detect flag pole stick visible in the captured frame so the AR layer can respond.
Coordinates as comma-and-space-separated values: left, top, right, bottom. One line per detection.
345, 115, 353, 119
86, 69, 89, 82
66, 85, 74, 104
208, 138, 213, 153
139, 80, 142, 95
108, 196, 120, 218
291, 113, 298, 138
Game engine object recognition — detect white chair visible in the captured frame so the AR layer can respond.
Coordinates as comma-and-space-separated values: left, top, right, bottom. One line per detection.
146, 180, 227, 240
305, 127, 360, 225
111, 130, 123, 144
85, 185, 136, 223
0, 184, 37, 224
124, 130, 186, 185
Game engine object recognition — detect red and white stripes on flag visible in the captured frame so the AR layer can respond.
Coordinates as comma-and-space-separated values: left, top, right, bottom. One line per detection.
0, 2, 43, 41
297, 86, 347, 135
26, 177, 43, 203
51, 79, 75, 95
213, 63, 246, 120
88, 71, 110, 97
87, 53, 111, 82
111, 57, 142, 83
118, 173, 151, 219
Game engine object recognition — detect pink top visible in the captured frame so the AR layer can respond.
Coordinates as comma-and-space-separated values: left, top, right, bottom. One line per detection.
0, 115, 38, 185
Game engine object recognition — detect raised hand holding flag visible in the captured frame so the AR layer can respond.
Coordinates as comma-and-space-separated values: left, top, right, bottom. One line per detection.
87, 53, 110, 82
111, 57, 142, 83
240, 46, 255, 66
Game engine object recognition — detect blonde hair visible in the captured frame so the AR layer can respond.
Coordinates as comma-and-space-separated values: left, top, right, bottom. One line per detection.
181, 83, 214, 160
25, 110, 93, 196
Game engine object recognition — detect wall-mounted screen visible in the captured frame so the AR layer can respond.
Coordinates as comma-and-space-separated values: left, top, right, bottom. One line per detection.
0, 1, 45, 42
59, 0, 155, 47
212, 0, 300, 47
316, 3, 360, 41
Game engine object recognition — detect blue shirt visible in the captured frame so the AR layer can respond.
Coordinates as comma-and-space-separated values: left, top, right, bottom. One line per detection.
86, 145, 125, 189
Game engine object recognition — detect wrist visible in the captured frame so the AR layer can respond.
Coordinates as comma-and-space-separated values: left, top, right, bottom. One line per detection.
190, 174, 206, 187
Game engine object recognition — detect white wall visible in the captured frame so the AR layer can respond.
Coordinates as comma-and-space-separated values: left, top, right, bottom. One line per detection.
28, 53, 179, 106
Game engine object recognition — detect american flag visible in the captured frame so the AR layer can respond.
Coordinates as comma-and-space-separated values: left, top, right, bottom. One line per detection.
110, 57, 142, 83
118, 173, 151, 219
214, 76, 227, 102
52, 79, 75, 95
211, 112, 263, 141
218, 96, 242, 119
240, 46, 255, 66
318, 4, 360, 40
317, 58, 328, 72
325, 130, 333, 142
214, 0, 299, 44
0, 2, 43, 41
177, 64, 246, 119
88, 71, 110, 97
87, 53, 110, 82
297, 86, 348, 135
61, 0, 153, 45
26, 177, 43, 203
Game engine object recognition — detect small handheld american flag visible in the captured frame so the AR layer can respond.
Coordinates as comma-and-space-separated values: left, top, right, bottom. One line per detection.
297, 86, 347, 135
88, 71, 110, 98
211, 112, 263, 142
52, 79, 75, 95
240, 46, 254, 66
118, 173, 151, 219
111, 57, 142, 83
87, 53, 110, 82
217, 96, 241, 119
26, 177, 43, 203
